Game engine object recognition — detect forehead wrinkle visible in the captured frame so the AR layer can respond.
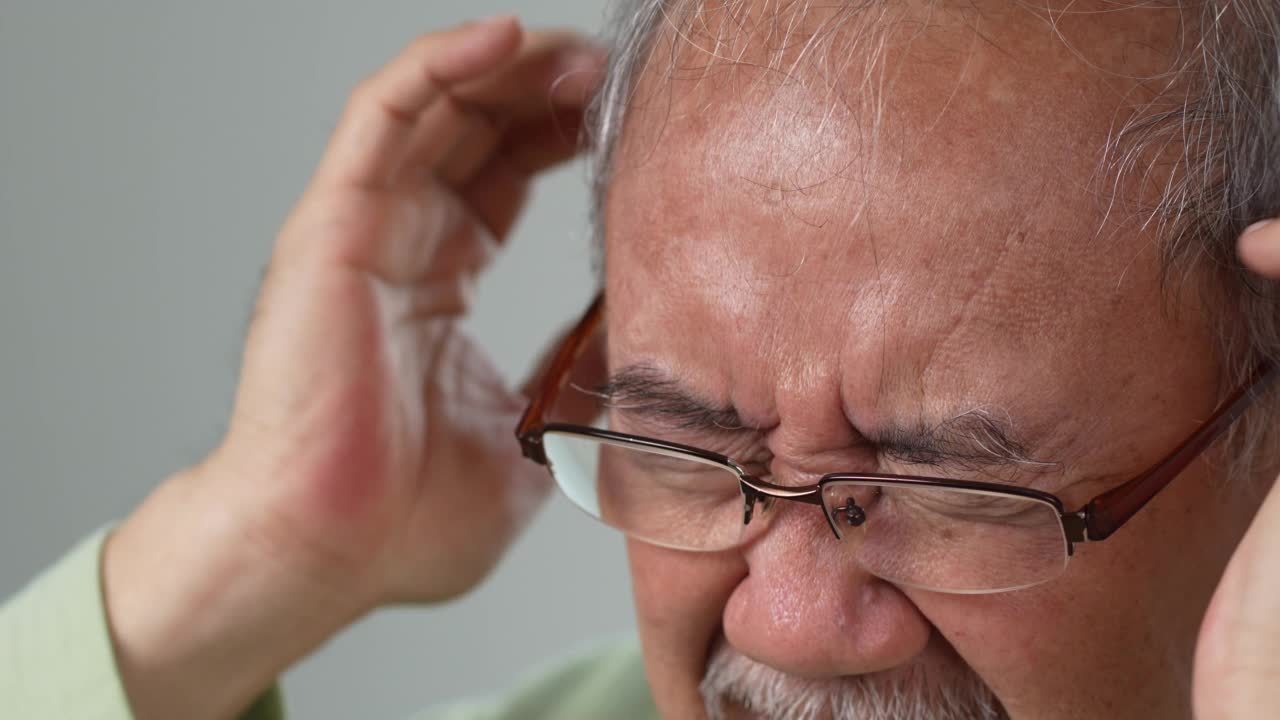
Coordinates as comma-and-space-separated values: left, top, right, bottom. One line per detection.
868, 228, 1085, 460
704, 269, 847, 438
621, 1, 898, 227
605, 1, 1208, 489
913, 196, 1176, 456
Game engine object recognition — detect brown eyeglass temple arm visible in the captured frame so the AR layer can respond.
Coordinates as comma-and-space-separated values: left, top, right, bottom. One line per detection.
515, 295, 1279, 537
1081, 360, 1279, 541
516, 292, 606, 464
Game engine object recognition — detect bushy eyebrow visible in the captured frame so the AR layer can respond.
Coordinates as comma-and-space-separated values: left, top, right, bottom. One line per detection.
593, 364, 747, 432
871, 409, 1061, 473
597, 364, 1060, 472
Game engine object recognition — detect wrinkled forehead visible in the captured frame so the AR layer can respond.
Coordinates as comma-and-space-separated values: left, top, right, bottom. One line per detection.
600, 1, 1208, 423
606, 0, 1184, 277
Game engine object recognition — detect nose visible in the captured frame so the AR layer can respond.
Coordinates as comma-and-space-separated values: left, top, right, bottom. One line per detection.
721, 496, 932, 677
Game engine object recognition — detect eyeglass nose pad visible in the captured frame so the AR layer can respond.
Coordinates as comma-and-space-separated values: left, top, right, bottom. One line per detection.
833, 496, 867, 528
741, 488, 775, 526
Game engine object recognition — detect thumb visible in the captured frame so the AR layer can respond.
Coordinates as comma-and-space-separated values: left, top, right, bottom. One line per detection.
1237, 219, 1280, 277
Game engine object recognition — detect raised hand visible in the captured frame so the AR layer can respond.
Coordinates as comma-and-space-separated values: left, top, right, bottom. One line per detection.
221, 16, 602, 605
101, 19, 604, 719
1193, 219, 1280, 720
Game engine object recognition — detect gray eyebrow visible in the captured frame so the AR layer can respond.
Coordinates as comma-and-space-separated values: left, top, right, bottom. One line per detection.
593, 364, 746, 432
871, 409, 1062, 473
596, 365, 1061, 473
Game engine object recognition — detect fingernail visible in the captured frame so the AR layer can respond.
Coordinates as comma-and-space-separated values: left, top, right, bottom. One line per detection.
1243, 219, 1275, 237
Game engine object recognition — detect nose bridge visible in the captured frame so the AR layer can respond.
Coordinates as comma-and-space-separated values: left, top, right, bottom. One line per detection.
743, 475, 824, 504
742, 475, 877, 539
740, 475, 831, 535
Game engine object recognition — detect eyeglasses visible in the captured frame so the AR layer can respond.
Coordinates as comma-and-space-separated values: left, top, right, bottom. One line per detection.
516, 293, 1278, 594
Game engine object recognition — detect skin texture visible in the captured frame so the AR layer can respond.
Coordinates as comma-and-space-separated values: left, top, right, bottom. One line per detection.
602, 3, 1268, 718
89, 11, 1280, 720
101, 19, 607, 719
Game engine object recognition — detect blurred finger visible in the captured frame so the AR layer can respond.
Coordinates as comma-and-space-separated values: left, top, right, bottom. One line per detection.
435, 98, 586, 188
454, 107, 585, 239
402, 34, 603, 185
433, 108, 505, 188
315, 17, 524, 189
448, 31, 604, 112
400, 99, 488, 174
500, 106, 587, 176
1238, 220, 1280, 277
459, 154, 531, 242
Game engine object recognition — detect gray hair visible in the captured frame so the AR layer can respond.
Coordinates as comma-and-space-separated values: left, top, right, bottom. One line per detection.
700, 637, 1004, 720
582, 0, 1280, 480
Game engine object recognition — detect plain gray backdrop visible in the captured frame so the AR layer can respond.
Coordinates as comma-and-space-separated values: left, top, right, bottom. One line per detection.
0, 3, 635, 718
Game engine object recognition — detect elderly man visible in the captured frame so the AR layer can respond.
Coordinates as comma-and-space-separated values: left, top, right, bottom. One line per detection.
4, 1, 1280, 719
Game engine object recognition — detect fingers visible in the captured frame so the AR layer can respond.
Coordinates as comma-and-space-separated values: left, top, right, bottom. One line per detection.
318, 21, 602, 191
407, 31, 605, 187
449, 30, 604, 112
280, 21, 604, 278
500, 106, 589, 176
457, 107, 587, 240
315, 17, 524, 189
1238, 220, 1280, 277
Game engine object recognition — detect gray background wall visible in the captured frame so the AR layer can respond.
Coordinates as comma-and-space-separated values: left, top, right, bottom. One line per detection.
0, 3, 635, 718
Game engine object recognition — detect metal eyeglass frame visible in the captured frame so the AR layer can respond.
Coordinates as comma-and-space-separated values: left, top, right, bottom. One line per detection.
516, 293, 1279, 553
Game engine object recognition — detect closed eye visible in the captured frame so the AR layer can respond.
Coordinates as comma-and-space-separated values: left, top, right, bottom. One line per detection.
888, 488, 1045, 521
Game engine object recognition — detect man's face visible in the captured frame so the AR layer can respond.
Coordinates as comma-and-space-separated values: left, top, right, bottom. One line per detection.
600, 2, 1262, 718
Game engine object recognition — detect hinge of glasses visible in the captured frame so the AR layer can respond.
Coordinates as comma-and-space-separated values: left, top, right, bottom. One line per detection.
742, 488, 760, 526
518, 435, 546, 464
1061, 510, 1091, 548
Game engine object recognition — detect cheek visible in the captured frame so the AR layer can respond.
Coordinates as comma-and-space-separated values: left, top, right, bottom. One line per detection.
906, 463, 1239, 717
904, 584, 1081, 713
911, 560, 1173, 716
628, 539, 746, 715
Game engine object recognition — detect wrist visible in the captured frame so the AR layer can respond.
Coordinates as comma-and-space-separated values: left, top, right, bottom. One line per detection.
103, 465, 372, 720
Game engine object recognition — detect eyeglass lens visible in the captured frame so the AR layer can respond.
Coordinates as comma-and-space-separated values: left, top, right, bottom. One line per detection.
542, 431, 1069, 594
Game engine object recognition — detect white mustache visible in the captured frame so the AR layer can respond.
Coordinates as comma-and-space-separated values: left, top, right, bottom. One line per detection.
699, 640, 1007, 720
